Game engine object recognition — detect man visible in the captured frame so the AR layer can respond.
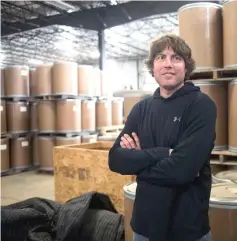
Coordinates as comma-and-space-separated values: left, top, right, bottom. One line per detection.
108, 34, 217, 241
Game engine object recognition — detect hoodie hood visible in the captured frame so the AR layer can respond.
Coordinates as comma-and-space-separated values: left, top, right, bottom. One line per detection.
153, 81, 200, 100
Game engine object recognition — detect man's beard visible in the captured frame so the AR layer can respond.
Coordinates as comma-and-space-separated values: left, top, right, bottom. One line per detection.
160, 81, 184, 91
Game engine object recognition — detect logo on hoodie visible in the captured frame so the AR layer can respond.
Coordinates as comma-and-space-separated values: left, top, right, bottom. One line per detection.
173, 117, 181, 122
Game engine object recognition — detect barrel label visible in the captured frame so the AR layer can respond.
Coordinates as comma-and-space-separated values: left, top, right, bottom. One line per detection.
0, 144, 7, 150
0, 106, 3, 111
73, 106, 77, 112
89, 139, 96, 143
21, 141, 28, 147
87, 102, 94, 109
20, 106, 27, 112
21, 70, 28, 76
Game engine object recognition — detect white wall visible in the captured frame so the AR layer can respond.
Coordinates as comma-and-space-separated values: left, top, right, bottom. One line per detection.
104, 59, 138, 91
97, 58, 159, 92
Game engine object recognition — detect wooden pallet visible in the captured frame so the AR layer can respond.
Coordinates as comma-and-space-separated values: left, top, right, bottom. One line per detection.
210, 150, 237, 165
34, 95, 79, 100
189, 67, 237, 81
1, 96, 30, 101
98, 125, 124, 136
1, 166, 37, 177
37, 168, 54, 175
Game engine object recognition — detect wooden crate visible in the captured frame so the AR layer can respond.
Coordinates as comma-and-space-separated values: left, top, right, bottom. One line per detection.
54, 141, 134, 213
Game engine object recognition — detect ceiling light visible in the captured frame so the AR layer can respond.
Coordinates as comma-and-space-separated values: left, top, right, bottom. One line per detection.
28, 59, 43, 65
0, 54, 5, 62
45, 1, 75, 12
110, 0, 117, 5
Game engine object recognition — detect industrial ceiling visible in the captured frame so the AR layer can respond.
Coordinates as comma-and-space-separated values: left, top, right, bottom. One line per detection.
0, 0, 220, 67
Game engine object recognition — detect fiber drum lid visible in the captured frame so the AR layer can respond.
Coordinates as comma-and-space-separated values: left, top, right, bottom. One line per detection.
210, 183, 237, 207
124, 182, 137, 200
214, 170, 237, 183
178, 2, 223, 12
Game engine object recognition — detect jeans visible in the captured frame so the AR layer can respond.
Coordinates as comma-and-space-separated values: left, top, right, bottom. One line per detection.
133, 231, 212, 241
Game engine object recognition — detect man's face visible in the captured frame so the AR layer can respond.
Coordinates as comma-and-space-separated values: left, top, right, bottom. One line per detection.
153, 47, 186, 91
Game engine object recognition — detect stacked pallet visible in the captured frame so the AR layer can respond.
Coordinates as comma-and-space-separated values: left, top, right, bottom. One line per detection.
0, 66, 32, 176
178, 1, 237, 167
0, 62, 125, 175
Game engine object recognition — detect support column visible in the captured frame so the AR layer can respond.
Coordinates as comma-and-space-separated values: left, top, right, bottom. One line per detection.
98, 29, 105, 70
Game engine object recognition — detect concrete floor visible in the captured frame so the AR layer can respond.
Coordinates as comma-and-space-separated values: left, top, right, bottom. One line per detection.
1, 170, 54, 206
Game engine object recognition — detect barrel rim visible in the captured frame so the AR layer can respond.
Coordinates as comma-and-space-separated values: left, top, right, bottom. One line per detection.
223, 0, 237, 6
214, 170, 237, 182
210, 197, 237, 207
123, 182, 137, 198
112, 97, 124, 102
12, 137, 29, 141
193, 81, 228, 85
55, 136, 81, 140
56, 98, 82, 102
38, 99, 55, 103
77, 64, 93, 68
178, 2, 223, 12
6, 101, 29, 104
96, 99, 112, 103
82, 134, 98, 138
5, 65, 29, 69
81, 98, 97, 103
38, 136, 56, 140
230, 79, 237, 84
210, 183, 237, 205
53, 61, 77, 65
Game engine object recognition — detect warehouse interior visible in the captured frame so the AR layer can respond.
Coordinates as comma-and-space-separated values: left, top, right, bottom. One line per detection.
1, 1, 237, 241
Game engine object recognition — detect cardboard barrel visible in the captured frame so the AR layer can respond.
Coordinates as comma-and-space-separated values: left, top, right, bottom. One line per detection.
1, 137, 10, 173
209, 183, 237, 241
81, 134, 98, 143
55, 136, 81, 146
37, 100, 56, 133
35, 64, 52, 96
1, 68, 5, 97
228, 80, 237, 152
81, 99, 96, 132
112, 98, 124, 125
29, 68, 36, 96
194, 81, 228, 150
223, 0, 237, 68
30, 101, 38, 132
52, 61, 77, 96
96, 99, 112, 128
178, 2, 223, 69
56, 99, 81, 133
10, 136, 31, 169
32, 135, 39, 167
212, 170, 237, 183
123, 94, 150, 122
77, 65, 94, 96
1, 101, 7, 134
38, 136, 56, 171
4, 66, 29, 97
124, 182, 137, 241
6, 101, 30, 134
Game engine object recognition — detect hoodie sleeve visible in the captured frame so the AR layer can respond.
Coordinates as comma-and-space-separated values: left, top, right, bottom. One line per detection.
108, 101, 170, 175
137, 95, 217, 186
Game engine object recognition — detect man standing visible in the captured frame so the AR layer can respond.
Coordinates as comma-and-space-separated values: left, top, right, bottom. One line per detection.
108, 35, 216, 241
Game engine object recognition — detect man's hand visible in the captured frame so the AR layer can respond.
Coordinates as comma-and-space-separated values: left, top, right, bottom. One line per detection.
120, 132, 141, 150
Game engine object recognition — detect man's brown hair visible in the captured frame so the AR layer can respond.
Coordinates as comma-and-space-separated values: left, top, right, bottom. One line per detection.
145, 34, 195, 81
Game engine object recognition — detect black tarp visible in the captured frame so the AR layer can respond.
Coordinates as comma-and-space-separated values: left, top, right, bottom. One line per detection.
1, 191, 124, 241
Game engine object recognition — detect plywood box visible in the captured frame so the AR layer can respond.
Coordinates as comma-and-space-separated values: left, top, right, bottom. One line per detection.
54, 141, 134, 213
